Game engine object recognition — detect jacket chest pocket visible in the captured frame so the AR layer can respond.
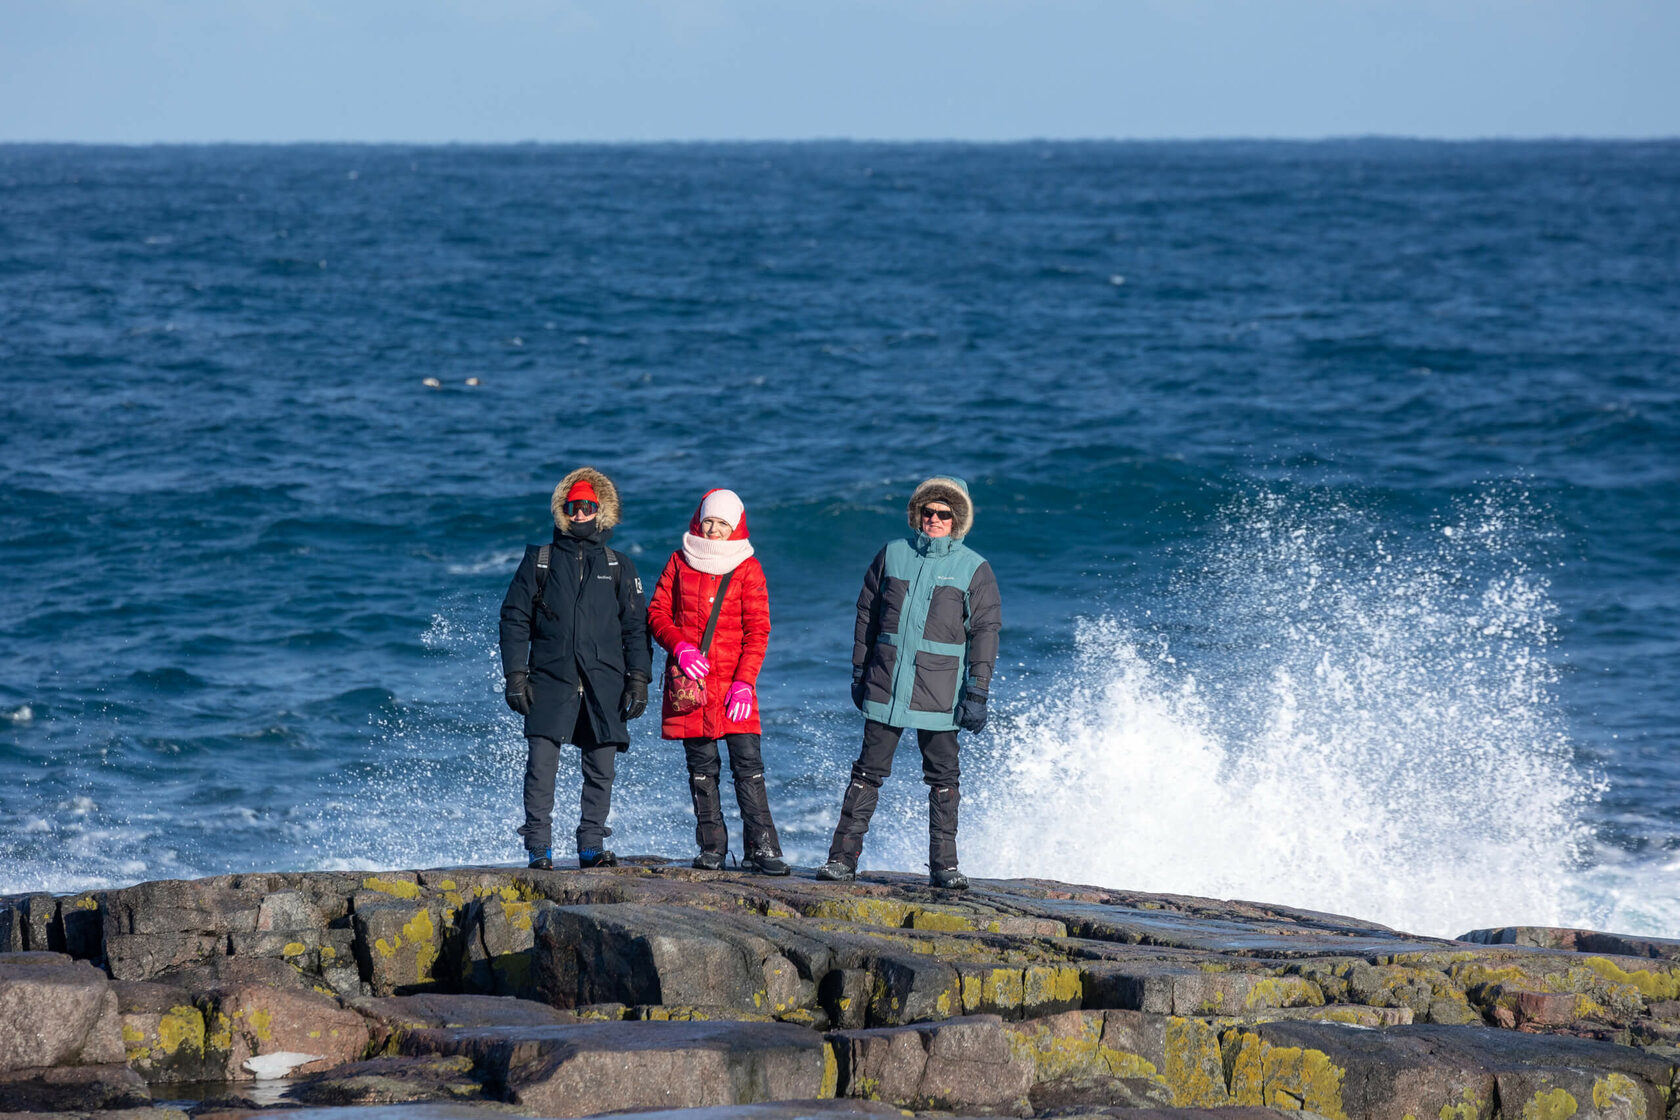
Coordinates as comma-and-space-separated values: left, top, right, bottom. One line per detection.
909, 651, 960, 712
879, 577, 910, 635
923, 584, 967, 644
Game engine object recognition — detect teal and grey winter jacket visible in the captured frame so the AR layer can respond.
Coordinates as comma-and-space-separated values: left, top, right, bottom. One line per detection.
853, 477, 1002, 731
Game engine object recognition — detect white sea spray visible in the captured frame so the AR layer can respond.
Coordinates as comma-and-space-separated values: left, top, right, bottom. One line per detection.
951, 491, 1638, 937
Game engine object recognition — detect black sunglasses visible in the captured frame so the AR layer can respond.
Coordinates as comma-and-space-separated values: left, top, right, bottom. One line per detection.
921, 507, 955, 522
564, 500, 600, 516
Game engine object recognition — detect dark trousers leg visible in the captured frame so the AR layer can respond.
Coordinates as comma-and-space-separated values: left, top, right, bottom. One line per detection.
518, 735, 563, 855
919, 729, 961, 871
826, 720, 903, 868
724, 733, 781, 857
576, 745, 616, 854
682, 737, 727, 855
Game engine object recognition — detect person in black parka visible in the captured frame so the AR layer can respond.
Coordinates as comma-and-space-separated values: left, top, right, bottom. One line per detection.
499, 466, 651, 869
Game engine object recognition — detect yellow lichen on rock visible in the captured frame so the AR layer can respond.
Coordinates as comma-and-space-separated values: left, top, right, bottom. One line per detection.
1163, 1017, 1229, 1107
1581, 957, 1679, 1001
1520, 1088, 1579, 1120
961, 966, 1024, 1013
206, 1010, 233, 1052
401, 908, 438, 983
362, 875, 421, 900
909, 908, 975, 933
809, 897, 914, 928
821, 1041, 840, 1098
1006, 1012, 1110, 1082
1591, 1072, 1643, 1120
1438, 1086, 1485, 1120
1224, 1029, 1347, 1120
1246, 976, 1326, 1010
503, 899, 534, 933
1023, 963, 1083, 1007
1450, 962, 1530, 992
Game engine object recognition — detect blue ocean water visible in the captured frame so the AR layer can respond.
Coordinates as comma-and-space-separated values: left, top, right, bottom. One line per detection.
1, 142, 1676, 937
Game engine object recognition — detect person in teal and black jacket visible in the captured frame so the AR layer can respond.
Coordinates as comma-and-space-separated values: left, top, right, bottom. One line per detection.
817, 476, 1002, 890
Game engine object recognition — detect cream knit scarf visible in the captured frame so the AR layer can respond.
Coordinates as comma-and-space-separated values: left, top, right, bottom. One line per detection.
681, 533, 754, 575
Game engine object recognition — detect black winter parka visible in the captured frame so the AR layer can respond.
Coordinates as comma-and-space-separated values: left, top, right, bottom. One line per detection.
499, 526, 651, 747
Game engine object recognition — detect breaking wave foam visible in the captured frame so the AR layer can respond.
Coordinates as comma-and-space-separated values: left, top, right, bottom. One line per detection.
962, 490, 1653, 938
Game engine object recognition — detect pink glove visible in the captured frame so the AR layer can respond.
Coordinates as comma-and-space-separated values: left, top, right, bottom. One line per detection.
725, 681, 755, 723
674, 641, 709, 680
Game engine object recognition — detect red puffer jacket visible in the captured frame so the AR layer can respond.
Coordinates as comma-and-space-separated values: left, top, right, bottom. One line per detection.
646, 506, 770, 740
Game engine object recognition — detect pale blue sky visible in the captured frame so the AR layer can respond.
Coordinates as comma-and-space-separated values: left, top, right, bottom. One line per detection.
3, 0, 1676, 142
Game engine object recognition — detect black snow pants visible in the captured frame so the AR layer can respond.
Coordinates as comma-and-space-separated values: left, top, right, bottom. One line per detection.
683, 734, 782, 858
826, 719, 960, 873
519, 698, 621, 857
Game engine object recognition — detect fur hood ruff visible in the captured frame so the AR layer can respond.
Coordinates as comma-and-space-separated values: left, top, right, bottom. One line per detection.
551, 466, 622, 532
907, 476, 974, 540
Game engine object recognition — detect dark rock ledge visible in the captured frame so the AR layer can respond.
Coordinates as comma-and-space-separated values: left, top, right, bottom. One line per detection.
2, 864, 1678, 1119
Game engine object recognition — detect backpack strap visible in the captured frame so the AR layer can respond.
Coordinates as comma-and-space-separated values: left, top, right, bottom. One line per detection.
532, 540, 625, 617
534, 542, 622, 610
532, 544, 552, 614
603, 546, 621, 592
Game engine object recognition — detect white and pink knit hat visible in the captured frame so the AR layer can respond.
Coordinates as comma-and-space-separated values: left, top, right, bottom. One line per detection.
698, 489, 745, 529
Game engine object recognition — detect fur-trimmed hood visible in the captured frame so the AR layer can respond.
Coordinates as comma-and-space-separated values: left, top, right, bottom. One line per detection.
551, 466, 622, 532
907, 476, 974, 540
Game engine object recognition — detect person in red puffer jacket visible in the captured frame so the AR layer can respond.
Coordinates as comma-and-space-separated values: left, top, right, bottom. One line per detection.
647, 489, 789, 875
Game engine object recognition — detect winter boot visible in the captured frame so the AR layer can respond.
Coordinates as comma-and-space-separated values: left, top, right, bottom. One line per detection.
816, 860, 856, 882
745, 850, 791, 876
930, 866, 969, 891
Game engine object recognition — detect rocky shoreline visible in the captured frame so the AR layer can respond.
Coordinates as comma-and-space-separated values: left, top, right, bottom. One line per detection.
2, 863, 1677, 1119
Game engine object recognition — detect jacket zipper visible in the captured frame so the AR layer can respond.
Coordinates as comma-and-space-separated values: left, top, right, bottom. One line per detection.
576, 548, 586, 697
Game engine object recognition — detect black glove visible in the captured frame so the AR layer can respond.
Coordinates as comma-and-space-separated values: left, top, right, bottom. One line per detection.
620, 675, 649, 721
956, 688, 988, 733
850, 668, 867, 710
504, 670, 533, 716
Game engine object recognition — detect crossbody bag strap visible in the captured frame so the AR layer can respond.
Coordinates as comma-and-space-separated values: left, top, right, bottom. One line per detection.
697, 570, 735, 656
